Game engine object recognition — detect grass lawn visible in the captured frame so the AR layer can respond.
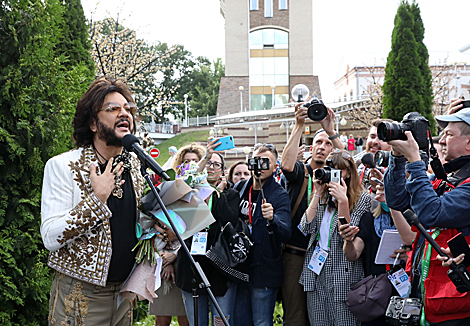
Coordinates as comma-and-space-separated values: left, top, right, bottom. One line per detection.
153, 130, 209, 166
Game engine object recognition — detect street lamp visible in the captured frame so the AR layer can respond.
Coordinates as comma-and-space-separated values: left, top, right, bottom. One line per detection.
239, 86, 244, 113
243, 146, 251, 161
184, 94, 188, 127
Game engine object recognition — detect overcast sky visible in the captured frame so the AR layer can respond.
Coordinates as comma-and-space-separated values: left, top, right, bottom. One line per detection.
81, 0, 470, 101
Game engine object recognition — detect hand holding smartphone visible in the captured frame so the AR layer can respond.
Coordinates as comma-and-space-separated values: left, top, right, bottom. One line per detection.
371, 177, 384, 186
447, 233, 470, 268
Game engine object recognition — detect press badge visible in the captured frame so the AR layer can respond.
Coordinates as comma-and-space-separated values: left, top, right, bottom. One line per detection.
308, 245, 328, 275
190, 232, 208, 255
388, 268, 411, 298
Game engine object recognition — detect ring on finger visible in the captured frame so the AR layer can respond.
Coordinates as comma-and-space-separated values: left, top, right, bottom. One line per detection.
113, 170, 118, 175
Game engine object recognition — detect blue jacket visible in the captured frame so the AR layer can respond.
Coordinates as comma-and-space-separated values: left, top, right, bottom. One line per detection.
236, 176, 291, 288
384, 155, 470, 235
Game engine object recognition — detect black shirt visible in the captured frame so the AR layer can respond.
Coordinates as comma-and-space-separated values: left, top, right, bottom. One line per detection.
281, 161, 313, 249
105, 171, 137, 282
356, 211, 394, 277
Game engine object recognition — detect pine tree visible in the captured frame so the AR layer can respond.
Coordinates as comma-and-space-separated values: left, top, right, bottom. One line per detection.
0, 0, 90, 324
56, 0, 95, 78
383, 0, 426, 123
410, 1, 435, 132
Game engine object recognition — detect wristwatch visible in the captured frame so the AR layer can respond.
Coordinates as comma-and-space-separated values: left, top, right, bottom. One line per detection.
328, 133, 339, 140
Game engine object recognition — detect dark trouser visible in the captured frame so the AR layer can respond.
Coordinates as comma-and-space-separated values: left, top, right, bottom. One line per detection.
48, 272, 133, 326
281, 250, 309, 326
431, 316, 470, 325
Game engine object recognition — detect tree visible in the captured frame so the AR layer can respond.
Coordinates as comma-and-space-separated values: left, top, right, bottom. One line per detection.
382, 0, 433, 129
188, 57, 225, 117
0, 0, 89, 324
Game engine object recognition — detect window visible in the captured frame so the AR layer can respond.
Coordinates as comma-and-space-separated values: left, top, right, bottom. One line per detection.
250, 0, 259, 10
279, 0, 287, 10
265, 0, 273, 17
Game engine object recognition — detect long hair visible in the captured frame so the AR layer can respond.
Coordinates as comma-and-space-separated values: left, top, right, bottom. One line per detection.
73, 76, 136, 147
320, 149, 364, 212
171, 143, 206, 171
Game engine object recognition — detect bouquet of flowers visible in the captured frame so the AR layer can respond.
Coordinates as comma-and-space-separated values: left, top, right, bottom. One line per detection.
120, 162, 216, 302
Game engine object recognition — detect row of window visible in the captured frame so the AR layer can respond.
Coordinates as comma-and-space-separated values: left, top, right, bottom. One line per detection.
250, 0, 287, 17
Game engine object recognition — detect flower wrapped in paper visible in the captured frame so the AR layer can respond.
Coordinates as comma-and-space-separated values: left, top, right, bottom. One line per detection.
119, 162, 216, 302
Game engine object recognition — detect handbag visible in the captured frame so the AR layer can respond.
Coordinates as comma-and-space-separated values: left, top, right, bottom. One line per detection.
206, 221, 253, 282
346, 273, 393, 322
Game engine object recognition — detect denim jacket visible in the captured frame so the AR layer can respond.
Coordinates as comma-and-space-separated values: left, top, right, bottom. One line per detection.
384, 155, 470, 235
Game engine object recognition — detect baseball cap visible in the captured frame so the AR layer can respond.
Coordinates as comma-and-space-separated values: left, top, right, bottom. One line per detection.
435, 107, 470, 128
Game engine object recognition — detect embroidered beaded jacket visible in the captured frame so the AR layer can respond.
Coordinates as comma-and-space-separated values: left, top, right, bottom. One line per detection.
41, 145, 145, 286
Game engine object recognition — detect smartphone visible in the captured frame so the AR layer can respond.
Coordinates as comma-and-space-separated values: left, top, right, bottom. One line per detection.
447, 233, 470, 268
214, 135, 235, 151
462, 100, 470, 109
338, 217, 348, 225
330, 169, 342, 183
371, 177, 384, 186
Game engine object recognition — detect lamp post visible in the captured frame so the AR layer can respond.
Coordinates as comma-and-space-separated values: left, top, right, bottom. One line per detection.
243, 146, 251, 161
271, 85, 275, 108
335, 114, 347, 133
239, 86, 244, 112
184, 94, 188, 127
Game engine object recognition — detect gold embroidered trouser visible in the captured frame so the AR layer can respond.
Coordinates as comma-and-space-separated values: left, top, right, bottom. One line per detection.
48, 272, 133, 326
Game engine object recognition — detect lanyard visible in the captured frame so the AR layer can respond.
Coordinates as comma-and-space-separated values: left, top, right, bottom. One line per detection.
315, 209, 337, 249
420, 228, 440, 326
249, 186, 253, 224
208, 193, 213, 211
307, 175, 312, 205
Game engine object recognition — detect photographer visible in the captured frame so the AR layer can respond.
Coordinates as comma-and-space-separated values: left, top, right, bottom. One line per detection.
383, 103, 470, 325
299, 149, 371, 326
280, 102, 344, 325
234, 143, 291, 326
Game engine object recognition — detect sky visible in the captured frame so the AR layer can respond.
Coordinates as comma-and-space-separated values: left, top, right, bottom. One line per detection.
81, 0, 470, 102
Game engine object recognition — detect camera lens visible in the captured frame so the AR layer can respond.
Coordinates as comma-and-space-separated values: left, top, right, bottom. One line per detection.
306, 99, 328, 121
374, 150, 390, 168
377, 122, 409, 142
314, 168, 331, 183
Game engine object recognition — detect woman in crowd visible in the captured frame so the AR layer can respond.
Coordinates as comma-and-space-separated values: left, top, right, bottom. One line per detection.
299, 149, 371, 326
149, 144, 206, 326
348, 134, 355, 154
227, 160, 250, 187
176, 138, 241, 326
339, 183, 415, 325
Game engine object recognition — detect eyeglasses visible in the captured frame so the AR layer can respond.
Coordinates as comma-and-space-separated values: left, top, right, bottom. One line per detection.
254, 143, 275, 150
331, 148, 352, 159
101, 102, 137, 116
206, 160, 223, 169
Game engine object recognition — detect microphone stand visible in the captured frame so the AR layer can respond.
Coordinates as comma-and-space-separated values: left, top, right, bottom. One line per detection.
139, 161, 229, 326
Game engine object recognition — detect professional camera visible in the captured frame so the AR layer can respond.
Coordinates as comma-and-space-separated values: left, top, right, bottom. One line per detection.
385, 296, 421, 326
304, 98, 328, 121
248, 156, 270, 177
315, 166, 342, 184
377, 112, 430, 151
374, 150, 390, 168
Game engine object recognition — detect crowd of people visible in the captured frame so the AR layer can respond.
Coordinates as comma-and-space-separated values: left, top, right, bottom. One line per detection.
40, 76, 470, 326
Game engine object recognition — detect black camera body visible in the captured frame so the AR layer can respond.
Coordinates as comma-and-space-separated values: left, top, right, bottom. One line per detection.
385, 296, 421, 326
248, 156, 270, 177
303, 98, 328, 121
377, 112, 430, 151
314, 166, 341, 184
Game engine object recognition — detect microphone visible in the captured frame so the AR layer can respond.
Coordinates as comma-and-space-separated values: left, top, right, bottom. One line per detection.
122, 134, 170, 181
361, 153, 376, 169
403, 209, 470, 293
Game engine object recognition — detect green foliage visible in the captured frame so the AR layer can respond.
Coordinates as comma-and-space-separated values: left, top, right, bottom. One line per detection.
0, 0, 91, 324
188, 58, 225, 117
382, 0, 434, 130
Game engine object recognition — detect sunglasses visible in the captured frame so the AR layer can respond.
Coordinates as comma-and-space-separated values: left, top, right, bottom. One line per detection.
101, 102, 137, 116
254, 143, 275, 150
206, 160, 223, 170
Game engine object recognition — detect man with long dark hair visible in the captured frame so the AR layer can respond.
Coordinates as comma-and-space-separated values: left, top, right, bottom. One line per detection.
41, 76, 152, 325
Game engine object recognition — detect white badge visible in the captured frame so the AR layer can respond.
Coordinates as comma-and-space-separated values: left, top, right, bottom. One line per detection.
298, 223, 307, 237
190, 232, 208, 255
388, 268, 411, 298
308, 245, 329, 275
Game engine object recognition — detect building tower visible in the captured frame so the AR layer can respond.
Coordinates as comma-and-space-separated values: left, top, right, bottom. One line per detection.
217, 0, 321, 116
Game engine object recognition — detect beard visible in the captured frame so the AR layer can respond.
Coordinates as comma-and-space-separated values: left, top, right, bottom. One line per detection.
314, 159, 325, 166
95, 118, 132, 147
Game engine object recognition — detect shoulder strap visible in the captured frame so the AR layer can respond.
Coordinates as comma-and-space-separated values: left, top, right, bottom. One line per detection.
291, 164, 310, 219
